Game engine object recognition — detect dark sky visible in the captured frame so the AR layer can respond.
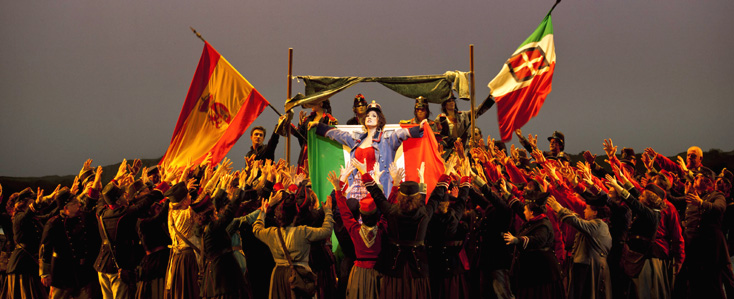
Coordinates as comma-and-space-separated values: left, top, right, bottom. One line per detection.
2, 1, 733, 177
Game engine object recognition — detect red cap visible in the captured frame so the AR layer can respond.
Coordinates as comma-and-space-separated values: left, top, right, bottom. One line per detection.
287, 184, 299, 194
359, 194, 377, 215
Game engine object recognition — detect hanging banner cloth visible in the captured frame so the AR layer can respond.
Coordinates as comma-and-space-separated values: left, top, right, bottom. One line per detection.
284, 70, 471, 111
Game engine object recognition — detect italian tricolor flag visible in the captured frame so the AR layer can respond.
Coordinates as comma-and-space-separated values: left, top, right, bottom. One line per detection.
308, 123, 445, 206
489, 12, 556, 142
161, 42, 269, 168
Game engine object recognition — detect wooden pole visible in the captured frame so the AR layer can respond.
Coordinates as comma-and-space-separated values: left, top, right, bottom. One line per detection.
286, 48, 293, 164
469, 44, 476, 148
190, 27, 206, 43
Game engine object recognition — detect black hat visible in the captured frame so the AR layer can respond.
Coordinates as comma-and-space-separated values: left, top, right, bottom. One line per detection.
55, 187, 73, 207
524, 191, 550, 207
547, 131, 565, 148
79, 169, 95, 185
102, 183, 123, 205
147, 165, 160, 175
398, 181, 420, 197
353, 94, 367, 107
190, 196, 213, 214
695, 167, 716, 182
126, 180, 145, 197
644, 183, 667, 200
366, 100, 382, 115
276, 194, 299, 226
719, 169, 733, 183
516, 150, 532, 169
414, 96, 429, 109
164, 182, 188, 203
16, 187, 36, 203
620, 148, 636, 166
494, 140, 507, 153
213, 192, 228, 212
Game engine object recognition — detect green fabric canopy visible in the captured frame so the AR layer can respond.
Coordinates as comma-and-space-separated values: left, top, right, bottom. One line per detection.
284, 71, 471, 111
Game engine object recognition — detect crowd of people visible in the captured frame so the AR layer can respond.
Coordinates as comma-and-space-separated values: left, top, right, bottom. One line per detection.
1, 93, 733, 299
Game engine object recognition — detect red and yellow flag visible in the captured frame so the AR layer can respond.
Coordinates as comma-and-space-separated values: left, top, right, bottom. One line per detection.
160, 42, 269, 168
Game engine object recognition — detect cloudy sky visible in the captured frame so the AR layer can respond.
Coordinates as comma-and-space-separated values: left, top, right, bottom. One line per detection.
2, 0, 732, 177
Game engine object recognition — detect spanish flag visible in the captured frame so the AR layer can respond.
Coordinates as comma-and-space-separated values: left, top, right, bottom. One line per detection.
161, 42, 269, 168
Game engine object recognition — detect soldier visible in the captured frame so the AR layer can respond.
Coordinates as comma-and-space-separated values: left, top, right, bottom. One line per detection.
40, 187, 102, 298
673, 167, 732, 298
95, 161, 164, 299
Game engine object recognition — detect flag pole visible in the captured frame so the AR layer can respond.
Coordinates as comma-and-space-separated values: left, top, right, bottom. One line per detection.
286, 48, 293, 164
190, 27, 206, 43
469, 44, 476, 149
189, 27, 283, 117
548, 0, 562, 15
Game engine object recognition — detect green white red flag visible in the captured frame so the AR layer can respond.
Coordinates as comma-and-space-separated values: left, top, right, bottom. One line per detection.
489, 11, 556, 142
308, 123, 444, 206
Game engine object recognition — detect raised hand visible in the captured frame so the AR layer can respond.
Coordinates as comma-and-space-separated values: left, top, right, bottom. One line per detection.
560, 164, 578, 186
603, 139, 617, 158
510, 144, 519, 162
323, 193, 333, 210
495, 147, 509, 165
527, 134, 538, 149
327, 171, 341, 190
373, 162, 385, 183
417, 162, 425, 184
246, 167, 259, 186
582, 151, 597, 164
164, 167, 181, 184
36, 187, 44, 204
339, 162, 355, 183
470, 147, 487, 164
221, 157, 234, 174
547, 195, 562, 212
115, 159, 128, 181
79, 159, 93, 177
351, 158, 367, 175
611, 164, 629, 185
70, 176, 81, 195
644, 148, 658, 161
531, 148, 546, 164
200, 152, 213, 169
578, 162, 594, 184
498, 178, 510, 195
186, 178, 198, 191
128, 159, 142, 176
390, 162, 406, 185
293, 173, 306, 186
641, 152, 655, 171
487, 138, 497, 157
544, 162, 559, 181
444, 155, 458, 175
93, 166, 103, 190
455, 140, 466, 161
676, 156, 688, 173
605, 174, 622, 193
